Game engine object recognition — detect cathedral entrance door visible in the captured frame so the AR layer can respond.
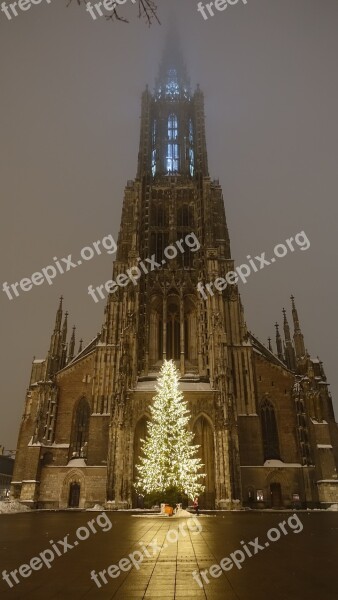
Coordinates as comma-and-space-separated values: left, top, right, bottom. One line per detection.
270, 482, 282, 508
68, 482, 80, 508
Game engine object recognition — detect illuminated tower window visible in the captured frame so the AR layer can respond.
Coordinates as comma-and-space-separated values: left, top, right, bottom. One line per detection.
152, 120, 157, 176
165, 69, 180, 97
152, 150, 156, 176
189, 118, 194, 176
167, 114, 179, 172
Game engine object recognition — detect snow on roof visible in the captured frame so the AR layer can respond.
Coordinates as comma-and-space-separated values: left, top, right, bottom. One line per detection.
66, 458, 87, 467
317, 480, 338, 484
51, 443, 70, 448
238, 413, 258, 417
263, 459, 302, 467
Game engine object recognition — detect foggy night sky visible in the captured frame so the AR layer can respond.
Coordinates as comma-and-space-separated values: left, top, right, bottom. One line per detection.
0, 0, 338, 449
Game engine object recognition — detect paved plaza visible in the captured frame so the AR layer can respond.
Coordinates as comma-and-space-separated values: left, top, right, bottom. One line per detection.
0, 511, 337, 599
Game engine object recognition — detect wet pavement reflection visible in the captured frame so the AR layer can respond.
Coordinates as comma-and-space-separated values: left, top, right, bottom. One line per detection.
0, 511, 337, 599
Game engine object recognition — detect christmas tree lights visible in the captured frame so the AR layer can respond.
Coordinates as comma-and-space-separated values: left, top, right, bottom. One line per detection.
134, 360, 205, 501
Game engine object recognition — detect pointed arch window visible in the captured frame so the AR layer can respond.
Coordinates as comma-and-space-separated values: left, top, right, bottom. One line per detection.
167, 301, 180, 360
165, 69, 180, 97
70, 398, 90, 459
260, 399, 280, 460
167, 114, 179, 172
189, 119, 195, 176
152, 120, 157, 176
150, 231, 169, 263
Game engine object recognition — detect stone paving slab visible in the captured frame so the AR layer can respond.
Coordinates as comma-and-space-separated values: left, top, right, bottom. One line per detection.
0, 511, 337, 599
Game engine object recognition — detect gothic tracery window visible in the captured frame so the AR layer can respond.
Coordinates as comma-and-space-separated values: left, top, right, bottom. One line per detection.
167, 303, 180, 360
152, 120, 157, 176
260, 399, 280, 460
189, 118, 194, 176
70, 398, 90, 459
150, 231, 168, 263
167, 114, 179, 172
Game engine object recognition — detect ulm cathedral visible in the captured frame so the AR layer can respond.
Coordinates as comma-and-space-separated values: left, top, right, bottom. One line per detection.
12, 46, 338, 510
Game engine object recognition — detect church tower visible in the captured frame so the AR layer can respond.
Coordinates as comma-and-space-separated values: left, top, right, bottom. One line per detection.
97, 38, 259, 509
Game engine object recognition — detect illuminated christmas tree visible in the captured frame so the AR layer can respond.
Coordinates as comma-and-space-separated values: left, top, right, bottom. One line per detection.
134, 360, 205, 502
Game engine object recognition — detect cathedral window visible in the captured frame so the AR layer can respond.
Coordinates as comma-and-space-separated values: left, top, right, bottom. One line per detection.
177, 205, 193, 227
70, 398, 90, 459
42, 394, 57, 444
184, 318, 189, 359
158, 319, 163, 359
151, 231, 166, 263
189, 119, 195, 176
151, 203, 167, 227
168, 114, 178, 140
177, 206, 195, 267
152, 150, 157, 177
165, 69, 180, 97
152, 120, 157, 176
167, 114, 179, 172
260, 399, 280, 460
167, 302, 180, 360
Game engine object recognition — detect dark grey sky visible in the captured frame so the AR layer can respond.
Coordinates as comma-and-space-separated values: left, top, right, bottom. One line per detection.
1, 0, 338, 449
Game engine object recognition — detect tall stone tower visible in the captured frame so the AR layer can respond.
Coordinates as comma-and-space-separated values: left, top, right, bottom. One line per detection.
12, 42, 338, 510
100, 38, 251, 508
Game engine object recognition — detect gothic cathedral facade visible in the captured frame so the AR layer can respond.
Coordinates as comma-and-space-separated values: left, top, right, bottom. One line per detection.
12, 48, 338, 510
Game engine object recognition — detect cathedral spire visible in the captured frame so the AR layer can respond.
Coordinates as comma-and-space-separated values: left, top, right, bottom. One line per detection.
54, 296, 63, 333
60, 311, 68, 370
78, 339, 83, 354
62, 311, 68, 345
275, 322, 284, 362
291, 295, 306, 359
68, 326, 76, 363
155, 26, 190, 99
283, 308, 296, 371
47, 297, 64, 378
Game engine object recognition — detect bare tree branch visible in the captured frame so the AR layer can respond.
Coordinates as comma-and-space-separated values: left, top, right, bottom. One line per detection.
68, 0, 160, 25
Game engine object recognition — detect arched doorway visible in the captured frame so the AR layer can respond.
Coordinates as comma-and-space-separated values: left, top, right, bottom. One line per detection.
270, 482, 282, 508
193, 415, 215, 509
68, 482, 80, 508
133, 416, 149, 508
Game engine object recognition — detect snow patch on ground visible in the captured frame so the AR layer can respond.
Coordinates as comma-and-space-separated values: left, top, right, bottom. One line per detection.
326, 504, 338, 511
0, 501, 31, 514
86, 504, 105, 511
